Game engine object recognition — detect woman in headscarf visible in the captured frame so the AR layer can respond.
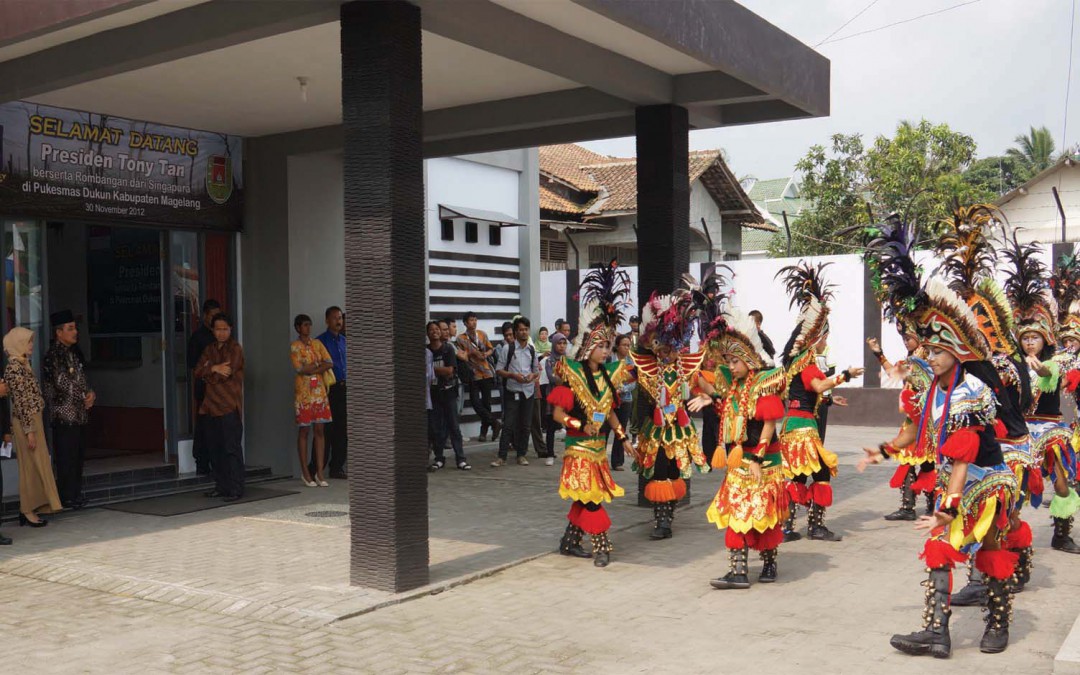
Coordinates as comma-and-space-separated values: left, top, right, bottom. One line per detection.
3, 327, 62, 526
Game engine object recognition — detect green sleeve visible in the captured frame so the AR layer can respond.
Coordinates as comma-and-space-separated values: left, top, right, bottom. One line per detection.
1039, 359, 1061, 392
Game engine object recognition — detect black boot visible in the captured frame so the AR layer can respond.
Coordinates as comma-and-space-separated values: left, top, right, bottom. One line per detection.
782, 507, 802, 542
1012, 547, 1033, 592
591, 532, 613, 567
925, 491, 934, 516
650, 502, 674, 540
758, 548, 778, 583
710, 547, 750, 589
885, 472, 918, 521
559, 523, 591, 558
950, 564, 987, 607
890, 567, 952, 658
979, 577, 1012, 653
1051, 516, 1080, 553
807, 502, 842, 541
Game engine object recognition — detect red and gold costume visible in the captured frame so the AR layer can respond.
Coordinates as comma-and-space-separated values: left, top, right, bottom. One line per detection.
633, 289, 711, 539
704, 309, 789, 588
548, 261, 633, 567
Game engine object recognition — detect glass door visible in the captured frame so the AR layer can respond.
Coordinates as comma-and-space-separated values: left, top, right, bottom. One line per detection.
2, 218, 47, 376
165, 231, 200, 471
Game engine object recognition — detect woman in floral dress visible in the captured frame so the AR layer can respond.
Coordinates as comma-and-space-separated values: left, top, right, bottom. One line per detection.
290, 314, 334, 487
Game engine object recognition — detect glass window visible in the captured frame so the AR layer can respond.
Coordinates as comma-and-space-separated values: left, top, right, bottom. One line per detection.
488, 225, 501, 246
440, 218, 454, 241
169, 231, 200, 439
3, 218, 47, 377
465, 221, 478, 243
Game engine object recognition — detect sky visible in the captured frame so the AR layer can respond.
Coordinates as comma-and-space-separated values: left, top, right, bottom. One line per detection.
579, 0, 1080, 181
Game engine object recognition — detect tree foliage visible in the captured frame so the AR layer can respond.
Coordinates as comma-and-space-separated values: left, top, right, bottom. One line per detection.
961, 155, 1028, 201
771, 120, 979, 257
1006, 125, 1056, 176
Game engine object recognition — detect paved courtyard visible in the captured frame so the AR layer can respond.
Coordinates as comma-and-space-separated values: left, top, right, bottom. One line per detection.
3, 425, 1080, 674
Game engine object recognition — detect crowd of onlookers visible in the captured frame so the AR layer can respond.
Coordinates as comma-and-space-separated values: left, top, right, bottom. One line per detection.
425, 312, 647, 473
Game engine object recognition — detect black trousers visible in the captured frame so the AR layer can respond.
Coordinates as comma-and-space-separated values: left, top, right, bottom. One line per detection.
700, 405, 720, 466
530, 396, 546, 458
432, 392, 466, 465
498, 392, 533, 459
208, 412, 245, 498
326, 383, 348, 474
193, 409, 212, 474
468, 378, 497, 435
817, 400, 831, 442
52, 423, 86, 505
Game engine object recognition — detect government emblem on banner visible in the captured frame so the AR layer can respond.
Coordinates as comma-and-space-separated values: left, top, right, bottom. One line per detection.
206, 155, 233, 204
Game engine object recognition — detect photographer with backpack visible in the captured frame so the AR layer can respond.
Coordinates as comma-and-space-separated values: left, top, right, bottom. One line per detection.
492, 317, 539, 467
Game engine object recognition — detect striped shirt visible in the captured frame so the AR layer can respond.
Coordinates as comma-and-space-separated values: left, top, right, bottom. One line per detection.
195, 339, 245, 416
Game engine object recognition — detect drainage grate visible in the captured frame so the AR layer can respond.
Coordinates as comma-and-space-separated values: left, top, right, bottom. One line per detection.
305, 510, 349, 518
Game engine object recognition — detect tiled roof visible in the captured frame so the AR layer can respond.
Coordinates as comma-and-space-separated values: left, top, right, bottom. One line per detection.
539, 144, 617, 191
539, 144, 775, 232
747, 177, 791, 202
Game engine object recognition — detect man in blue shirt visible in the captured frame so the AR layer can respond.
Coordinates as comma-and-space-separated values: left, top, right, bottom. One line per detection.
315, 306, 348, 479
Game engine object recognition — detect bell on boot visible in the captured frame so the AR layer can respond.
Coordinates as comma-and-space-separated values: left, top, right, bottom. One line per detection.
950, 566, 987, 607
782, 507, 802, 542
890, 568, 952, 659
650, 502, 673, 540
1013, 547, 1033, 591
559, 523, 591, 559
979, 578, 1011, 654
807, 503, 843, 542
710, 547, 751, 590
1051, 516, 1080, 554
758, 548, 778, 583
591, 532, 613, 568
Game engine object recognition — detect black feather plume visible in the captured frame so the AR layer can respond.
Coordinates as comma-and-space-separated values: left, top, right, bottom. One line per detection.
1002, 233, 1049, 315
1051, 253, 1080, 320
865, 214, 924, 324
776, 261, 834, 311
580, 258, 632, 331
934, 204, 998, 299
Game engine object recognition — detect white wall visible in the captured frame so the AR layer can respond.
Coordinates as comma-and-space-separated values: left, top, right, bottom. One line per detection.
287, 152, 345, 328
1000, 165, 1080, 244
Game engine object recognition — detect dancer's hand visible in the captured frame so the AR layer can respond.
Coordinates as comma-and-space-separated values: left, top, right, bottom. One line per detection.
848, 366, 865, 378
857, 446, 882, 473
866, 337, 881, 352
833, 396, 848, 407
915, 512, 953, 531
686, 394, 711, 413
583, 422, 600, 436
748, 460, 763, 484
622, 439, 640, 465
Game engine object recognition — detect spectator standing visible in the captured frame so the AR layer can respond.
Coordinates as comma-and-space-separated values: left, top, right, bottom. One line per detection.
426, 340, 437, 459
43, 310, 95, 509
0, 378, 11, 543
187, 299, 221, 475
3, 327, 62, 526
749, 309, 776, 359
194, 314, 246, 502
627, 314, 644, 436
315, 306, 348, 479
536, 327, 552, 359
458, 312, 500, 442
608, 333, 636, 470
557, 319, 572, 341
493, 316, 539, 466
541, 332, 569, 463
427, 321, 470, 470
291, 314, 333, 488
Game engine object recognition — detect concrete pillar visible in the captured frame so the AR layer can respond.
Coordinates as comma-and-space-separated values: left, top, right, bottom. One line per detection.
341, 0, 428, 592
517, 148, 541, 322
634, 104, 691, 506
635, 104, 690, 308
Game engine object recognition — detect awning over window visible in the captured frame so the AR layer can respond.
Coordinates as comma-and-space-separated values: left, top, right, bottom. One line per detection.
438, 204, 526, 228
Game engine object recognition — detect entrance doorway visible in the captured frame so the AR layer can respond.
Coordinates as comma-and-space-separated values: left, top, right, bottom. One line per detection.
48, 223, 167, 472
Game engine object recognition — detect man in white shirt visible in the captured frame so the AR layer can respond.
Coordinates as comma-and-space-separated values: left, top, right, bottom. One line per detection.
493, 316, 540, 466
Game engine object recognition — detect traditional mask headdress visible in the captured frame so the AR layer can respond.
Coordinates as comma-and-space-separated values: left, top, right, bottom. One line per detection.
572, 259, 632, 361
934, 204, 1019, 357
721, 308, 773, 370
639, 286, 699, 355
1002, 232, 1056, 347
1051, 253, 1080, 344
777, 261, 834, 363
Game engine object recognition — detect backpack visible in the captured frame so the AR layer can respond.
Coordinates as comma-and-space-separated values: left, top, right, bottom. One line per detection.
504, 340, 536, 371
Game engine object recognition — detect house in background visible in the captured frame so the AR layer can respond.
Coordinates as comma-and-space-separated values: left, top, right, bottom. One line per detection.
740, 176, 808, 258
538, 143, 774, 269
996, 154, 1080, 244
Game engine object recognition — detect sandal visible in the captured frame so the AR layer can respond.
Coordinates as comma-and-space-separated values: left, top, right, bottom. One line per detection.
428, 460, 445, 472
457, 461, 472, 471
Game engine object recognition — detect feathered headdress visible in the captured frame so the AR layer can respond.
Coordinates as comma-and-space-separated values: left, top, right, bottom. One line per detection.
934, 204, 1017, 356
572, 259, 632, 360
1002, 233, 1056, 346
688, 267, 733, 349
639, 287, 699, 354
721, 307, 773, 370
918, 278, 991, 362
863, 214, 921, 334
777, 261, 834, 361
1052, 254, 1080, 343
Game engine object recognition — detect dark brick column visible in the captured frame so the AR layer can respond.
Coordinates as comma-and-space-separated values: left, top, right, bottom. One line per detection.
634, 105, 691, 506
635, 105, 690, 309
341, 0, 428, 592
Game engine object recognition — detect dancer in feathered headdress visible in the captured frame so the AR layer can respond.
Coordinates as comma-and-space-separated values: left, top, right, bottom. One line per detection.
775, 262, 864, 543
861, 215, 938, 522
547, 260, 635, 567
1052, 253, 1080, 352
630, 279, 712, 541
1003, 235, 1080, 558
861, 218, 1019, 658
690, 306, 789, 589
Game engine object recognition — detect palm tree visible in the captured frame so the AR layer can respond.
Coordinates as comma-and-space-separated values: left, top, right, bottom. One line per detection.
1006, 125, 1056, 178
